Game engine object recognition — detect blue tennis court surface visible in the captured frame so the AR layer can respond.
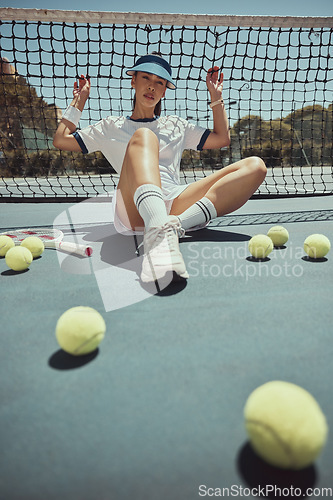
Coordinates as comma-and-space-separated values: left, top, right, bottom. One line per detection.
1, 195, 332, 499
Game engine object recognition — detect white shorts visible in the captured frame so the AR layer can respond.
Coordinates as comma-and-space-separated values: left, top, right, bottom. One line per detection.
111, 184, 188, 236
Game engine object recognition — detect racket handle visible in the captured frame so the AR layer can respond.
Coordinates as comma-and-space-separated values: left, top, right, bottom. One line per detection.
56, 241, 93, 257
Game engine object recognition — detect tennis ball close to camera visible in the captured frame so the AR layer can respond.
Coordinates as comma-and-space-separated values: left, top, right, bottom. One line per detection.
55, 306, 106, 356
248, 234, 273, 259
21, 236, 45, 258
5, 246, 33, 271
304, 234, 331, 259
0, 235, 15, 257
244, 381, 328, 470
267, 225, 289, 247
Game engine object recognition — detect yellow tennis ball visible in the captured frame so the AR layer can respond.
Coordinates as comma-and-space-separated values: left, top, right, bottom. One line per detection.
0, 235, 15, 257
5, 246, 33, 271
248, 234, 273, 259
244, 381, 328, 470
304, 234, 331, 259
55, 306, 106, 356
267, 225, 289, 247
21, 236, 45, 258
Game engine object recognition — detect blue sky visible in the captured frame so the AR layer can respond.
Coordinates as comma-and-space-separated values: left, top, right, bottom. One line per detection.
1, 0, 332, 16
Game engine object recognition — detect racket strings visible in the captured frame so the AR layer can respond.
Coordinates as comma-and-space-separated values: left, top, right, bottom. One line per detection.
1, 229, 62, 242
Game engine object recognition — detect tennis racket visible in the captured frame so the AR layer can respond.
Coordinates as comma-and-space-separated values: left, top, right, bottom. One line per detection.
0, 228, 93, 257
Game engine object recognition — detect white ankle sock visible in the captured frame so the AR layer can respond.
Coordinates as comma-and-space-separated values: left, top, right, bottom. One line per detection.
178, 197, 217, 230
134, 184, 169, 229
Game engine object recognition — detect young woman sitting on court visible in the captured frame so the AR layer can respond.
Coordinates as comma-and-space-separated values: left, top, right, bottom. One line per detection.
53, 53, 267, 284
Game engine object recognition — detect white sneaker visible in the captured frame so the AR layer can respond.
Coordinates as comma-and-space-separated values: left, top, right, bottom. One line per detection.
140, 215, 189, 283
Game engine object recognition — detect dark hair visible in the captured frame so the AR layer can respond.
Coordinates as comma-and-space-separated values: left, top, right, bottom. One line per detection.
132, 52, 164, 117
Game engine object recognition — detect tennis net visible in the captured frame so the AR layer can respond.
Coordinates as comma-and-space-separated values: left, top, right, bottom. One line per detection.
0, 8, 332, 201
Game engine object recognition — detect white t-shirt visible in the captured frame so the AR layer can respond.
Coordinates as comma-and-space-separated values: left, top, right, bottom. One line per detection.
73, 115, 210, 199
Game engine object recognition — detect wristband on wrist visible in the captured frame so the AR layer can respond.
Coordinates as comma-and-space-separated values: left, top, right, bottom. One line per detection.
62, 105, 82, 126
209, 99, 224, 109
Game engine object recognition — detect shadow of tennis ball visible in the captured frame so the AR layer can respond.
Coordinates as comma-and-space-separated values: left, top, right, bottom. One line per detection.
48, 349, 99, 370
237, 442, 317, 498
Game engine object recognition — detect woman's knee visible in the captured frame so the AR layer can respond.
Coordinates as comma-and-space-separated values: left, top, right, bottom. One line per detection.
121, 127, 161, 186
246, 156, 267, 180
128, 127, 159, 149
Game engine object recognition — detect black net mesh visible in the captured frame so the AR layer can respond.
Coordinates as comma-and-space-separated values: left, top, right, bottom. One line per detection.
0, 13, 332, 201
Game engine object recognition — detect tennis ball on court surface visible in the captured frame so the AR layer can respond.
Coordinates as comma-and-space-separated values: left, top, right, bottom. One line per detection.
0, 235, 15, 257
5, 246, 33, 271
248, 234, 273, 259
304, 234, 331, 259
55, 306, 106, 356
267, 225, 289, 247
244, 381, 328, 470
21, 236, 45, 258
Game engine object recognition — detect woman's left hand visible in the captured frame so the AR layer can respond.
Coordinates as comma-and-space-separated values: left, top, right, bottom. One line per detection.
206, 66, 224, 101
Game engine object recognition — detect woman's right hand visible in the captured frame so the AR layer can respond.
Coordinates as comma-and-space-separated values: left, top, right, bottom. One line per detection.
73, 74, 91, 102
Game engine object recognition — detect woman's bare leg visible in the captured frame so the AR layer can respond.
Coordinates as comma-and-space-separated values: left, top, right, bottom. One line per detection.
171, 156, 267, 223
115, 127, 188, 282
116, 127, 162, 230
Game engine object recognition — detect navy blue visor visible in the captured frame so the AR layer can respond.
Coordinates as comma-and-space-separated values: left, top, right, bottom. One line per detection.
126, 54, 176, 90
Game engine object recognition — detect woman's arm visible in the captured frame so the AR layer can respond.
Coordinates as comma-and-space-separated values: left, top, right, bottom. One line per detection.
202, 66, 230, 150
53, 75, 91, 151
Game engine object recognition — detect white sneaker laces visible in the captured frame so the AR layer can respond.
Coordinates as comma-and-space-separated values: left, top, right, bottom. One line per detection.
137, 218, 185, 255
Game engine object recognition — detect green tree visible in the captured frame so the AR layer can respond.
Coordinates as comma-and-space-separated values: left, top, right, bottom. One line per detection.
231, 106, 333, 168
0, 74, 59, 152
232, 115, 291, 167
282, 105, 333, 166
